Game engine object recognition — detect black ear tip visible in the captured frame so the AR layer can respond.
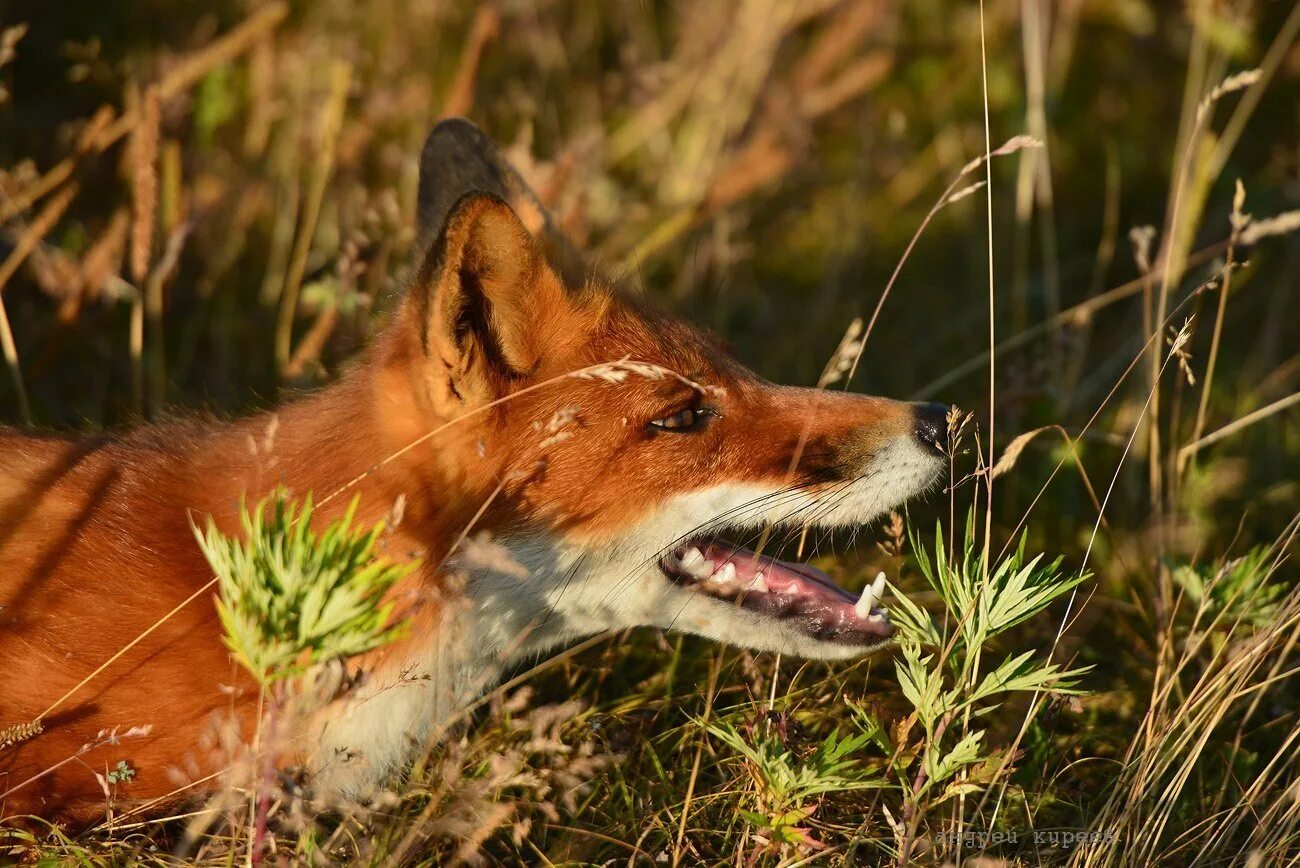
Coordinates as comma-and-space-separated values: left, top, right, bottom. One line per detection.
417, 118, 512, 248
432, 116, 479, 133
423, 117, 489, 152
419, 117, 500, 175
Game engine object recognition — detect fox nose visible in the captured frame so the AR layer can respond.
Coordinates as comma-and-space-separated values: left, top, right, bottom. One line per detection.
912, 402, 952, 457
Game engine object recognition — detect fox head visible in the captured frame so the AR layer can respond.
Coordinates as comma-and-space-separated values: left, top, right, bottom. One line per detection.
374, 119, 952, 663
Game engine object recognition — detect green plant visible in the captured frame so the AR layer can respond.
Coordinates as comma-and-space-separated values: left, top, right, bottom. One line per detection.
104, 760, 135, 785
193, 489, 413, 687
1170, 546, 1284, 632
192, 489, 415, 864
706, 717, 882, 852
857, 512, 1092, 862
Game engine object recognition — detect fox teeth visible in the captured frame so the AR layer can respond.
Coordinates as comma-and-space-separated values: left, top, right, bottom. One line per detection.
854, 583, 876, 619
712, 562, 737, 586
751, 572, 769, 593
871, 571, 887, 601
869, 611, 888, 623
679, 547, 705, 570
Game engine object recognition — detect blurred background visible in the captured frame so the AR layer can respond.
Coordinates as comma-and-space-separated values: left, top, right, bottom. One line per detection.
2, 0, 1298, 862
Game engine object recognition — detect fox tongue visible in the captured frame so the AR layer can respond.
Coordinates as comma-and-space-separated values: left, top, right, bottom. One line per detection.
695, 540, 857, 604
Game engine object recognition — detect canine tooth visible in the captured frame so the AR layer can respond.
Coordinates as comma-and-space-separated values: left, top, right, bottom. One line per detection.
854, 584, 876, 619
713, 562, 737, 585
751, 572, 769, 593
680, 548, 705, 569
871, 571, 887, 601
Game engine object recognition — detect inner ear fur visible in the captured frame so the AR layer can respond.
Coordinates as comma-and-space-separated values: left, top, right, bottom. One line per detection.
413, 193, 566, 409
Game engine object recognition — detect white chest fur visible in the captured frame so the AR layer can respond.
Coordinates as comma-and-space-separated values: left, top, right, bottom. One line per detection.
308, 533, 604, 799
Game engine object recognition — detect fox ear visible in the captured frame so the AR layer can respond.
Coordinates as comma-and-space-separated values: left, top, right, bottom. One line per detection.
415, 117, 583, 285
412, 193, 562, 411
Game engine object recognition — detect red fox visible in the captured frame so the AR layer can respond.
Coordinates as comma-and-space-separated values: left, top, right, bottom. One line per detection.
0, 119, 950, 825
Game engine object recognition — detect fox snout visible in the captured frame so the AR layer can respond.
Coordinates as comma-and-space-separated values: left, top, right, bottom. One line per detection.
630, 390, 955, 659
744, 389, 951, 491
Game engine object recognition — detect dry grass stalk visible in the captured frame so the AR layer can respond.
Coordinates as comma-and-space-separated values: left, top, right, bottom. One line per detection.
988, 426, 1052, 480
1183, 189, 1300, 475
0, 24, 26, 105
125, 85, 159, 417
1179, 390, 1300, 465
283, 303, 339, 380
816, 317, 864, 387
1206, 3, 1300, 181
1239, 210, 1300, 245
6, 200, 130, 322
70, 208, 130, 315
623, 1, 895, 266
0, 24, 24, 67
142, 222, 191, 410
0, 183, 81, 295
1072, 575, 1300, 865
274, 60, 351, 377
258, 80, 305, 309
843, 134, 1041, 391
1012, 0, 1062, 364
1148, 65, 1261, 533
0, 719, 42, 753
128, 85, 160, 286
0, 181, 80, 425
439, 3, 500, 118
878, 511, 906, 559
1195, 69, 1263, 123
242, 38, 276, 159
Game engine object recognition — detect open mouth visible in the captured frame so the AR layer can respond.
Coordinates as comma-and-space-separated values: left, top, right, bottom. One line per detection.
660, 537, 893, 647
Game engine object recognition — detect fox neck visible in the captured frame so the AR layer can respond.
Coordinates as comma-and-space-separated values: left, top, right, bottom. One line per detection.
309, 530, 607, 798
274, 354, 616, 795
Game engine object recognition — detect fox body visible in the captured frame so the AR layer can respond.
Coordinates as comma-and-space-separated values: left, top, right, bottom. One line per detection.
0, 120, 949, 825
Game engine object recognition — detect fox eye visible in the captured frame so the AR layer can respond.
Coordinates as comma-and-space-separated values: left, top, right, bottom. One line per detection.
649, 407, 713, 433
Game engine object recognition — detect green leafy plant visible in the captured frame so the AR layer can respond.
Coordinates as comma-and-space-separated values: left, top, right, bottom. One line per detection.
706, 716, 882, 852
104, 760, 135, 785
193, 489, 414, 687
855, 512, 1092, 862
193, 489, 415, 863
1171, 546, 1284, 631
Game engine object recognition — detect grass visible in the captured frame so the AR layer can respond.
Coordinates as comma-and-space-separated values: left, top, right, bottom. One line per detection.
2, 0, 1300, 864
